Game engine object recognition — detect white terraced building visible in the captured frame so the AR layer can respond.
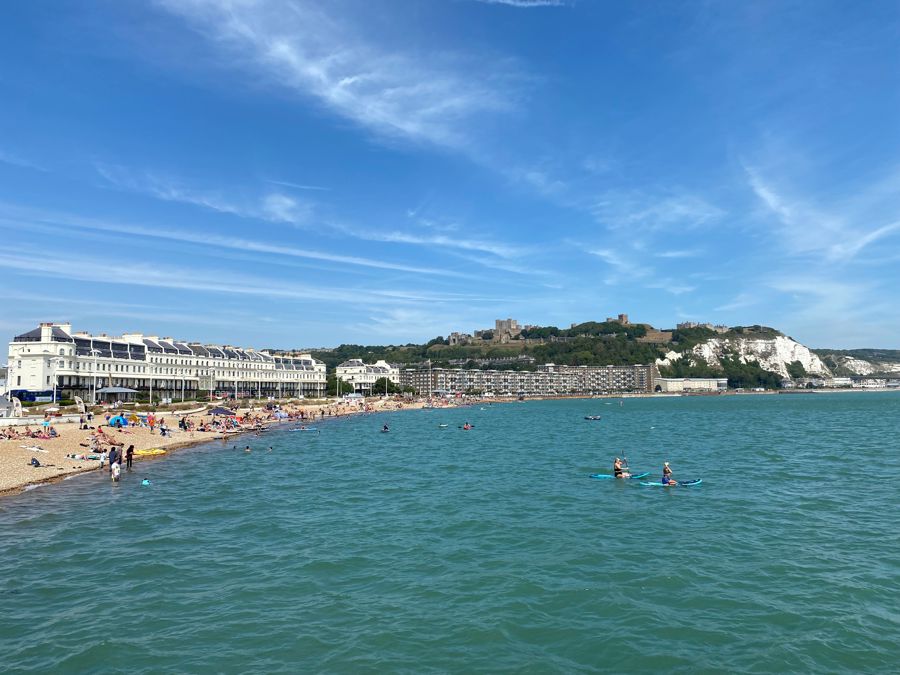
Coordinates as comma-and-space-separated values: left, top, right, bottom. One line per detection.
335, 359, 400, 395
7, 323, 326, 403
401, 363, 657, 396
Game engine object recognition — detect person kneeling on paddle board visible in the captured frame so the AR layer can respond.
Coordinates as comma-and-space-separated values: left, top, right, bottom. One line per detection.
661, 461, 676, 485
613, 457, 630, 479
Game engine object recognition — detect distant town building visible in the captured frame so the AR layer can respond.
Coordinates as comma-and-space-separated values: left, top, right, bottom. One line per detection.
335, 359, 400, 394
448, 332, 473, 346
401, 363, 656, 396
7, 322, 326, 402
654, 377, 728, 393
676, 321, 728, 333
493, 318, 522, 343
637, 329, 673, 344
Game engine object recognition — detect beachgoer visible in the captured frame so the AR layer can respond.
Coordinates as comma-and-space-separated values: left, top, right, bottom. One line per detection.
244, 445, 251, 453
125, 445, 134, 469
613, 457, 630, 479
662, 461, 675, 485
108, 446, 119, 473
383, 424, 389, 432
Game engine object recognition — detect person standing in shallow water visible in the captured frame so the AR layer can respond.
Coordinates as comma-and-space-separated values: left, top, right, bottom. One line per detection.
125, 445, 134, 470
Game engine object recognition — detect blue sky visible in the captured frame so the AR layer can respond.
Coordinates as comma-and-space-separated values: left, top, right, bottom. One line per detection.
1, 0, 899, 351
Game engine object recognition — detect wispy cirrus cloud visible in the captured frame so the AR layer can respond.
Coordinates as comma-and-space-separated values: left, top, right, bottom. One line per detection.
590, 191, 724, 232
0, 203, 461, 278
656, 249, 703, 258
0, 248, 484, 307
266, 179, 330, 191
95, 163, 315, 226
0, 148, 46, 171
155, 0, 521, 151
471, 0, 566, 7
745, 163, 900, 263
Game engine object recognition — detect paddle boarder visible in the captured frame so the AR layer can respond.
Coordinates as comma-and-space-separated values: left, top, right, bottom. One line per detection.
662, 461, 675, 485
613, 457, 630, 479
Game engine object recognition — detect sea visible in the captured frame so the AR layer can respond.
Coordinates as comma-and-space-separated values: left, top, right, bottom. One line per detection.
1, 393, 898, 673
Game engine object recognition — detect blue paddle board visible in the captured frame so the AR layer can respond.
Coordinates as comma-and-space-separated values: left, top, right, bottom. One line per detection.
589, 471, 650, 480
639, 479, 702, 487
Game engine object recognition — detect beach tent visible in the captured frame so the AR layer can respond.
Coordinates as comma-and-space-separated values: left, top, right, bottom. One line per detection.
108, 415, 129, 427
209, 407, 237, 416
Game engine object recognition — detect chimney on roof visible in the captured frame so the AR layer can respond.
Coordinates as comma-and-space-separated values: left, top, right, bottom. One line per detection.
58, 323, 72, 335
40, 323, 53, 342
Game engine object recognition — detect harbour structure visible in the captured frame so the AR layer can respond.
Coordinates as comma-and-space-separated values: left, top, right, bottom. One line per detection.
401, 363, 657, 396
7, 323, 326, 403
335, 358, 400, 395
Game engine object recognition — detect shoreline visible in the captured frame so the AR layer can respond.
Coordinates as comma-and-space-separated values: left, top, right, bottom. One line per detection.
0, 398, 435, 500
4, 388, 897, 499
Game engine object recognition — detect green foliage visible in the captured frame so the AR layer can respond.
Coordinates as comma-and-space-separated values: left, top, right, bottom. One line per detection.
530, 335, 662, 366
373, 377, 401, 394
520, 326, 560, 339
720, 358, 782, 389
726, 325, 783, 338
659, 355, 782, 389
670, 326, 717, 351
786, 360, 807, 378
326, 375, 355, 397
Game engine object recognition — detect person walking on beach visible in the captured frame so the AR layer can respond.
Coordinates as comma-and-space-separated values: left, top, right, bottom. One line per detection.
125, 445, 134, 470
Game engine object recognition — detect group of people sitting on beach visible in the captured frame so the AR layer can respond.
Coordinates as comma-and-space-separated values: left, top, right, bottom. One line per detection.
0, 424, 58, 441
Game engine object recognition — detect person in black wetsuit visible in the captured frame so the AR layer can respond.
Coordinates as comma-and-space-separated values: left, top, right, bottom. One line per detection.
125, 445, 134, 470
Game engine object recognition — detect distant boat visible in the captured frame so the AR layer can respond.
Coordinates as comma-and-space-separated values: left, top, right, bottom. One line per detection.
584, 415, 602, 421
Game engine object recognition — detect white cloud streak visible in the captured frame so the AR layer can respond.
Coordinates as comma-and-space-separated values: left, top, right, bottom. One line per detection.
590, 192, 724, 232
266, 179, 330, 191
0, 204, 463, 278
472, 0, 565, 6
745, 164, 900, 262
0, 249, 483, 307
155, 0, 519, 150
96, 163, 314, 226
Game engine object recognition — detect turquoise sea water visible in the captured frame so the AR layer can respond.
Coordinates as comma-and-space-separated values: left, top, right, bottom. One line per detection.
2, 393, 899, 673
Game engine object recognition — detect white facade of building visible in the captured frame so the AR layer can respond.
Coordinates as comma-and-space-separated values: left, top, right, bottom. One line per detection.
401, 363, 655, 396
7, 323, 326, 402
335, 359, 400, 394
654, 377, 728, 393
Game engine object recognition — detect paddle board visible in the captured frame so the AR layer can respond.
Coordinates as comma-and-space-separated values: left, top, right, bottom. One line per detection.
590, 471, 650, 480
639, 479, 702, 487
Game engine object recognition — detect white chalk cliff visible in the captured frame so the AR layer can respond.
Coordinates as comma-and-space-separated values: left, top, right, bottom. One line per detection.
657, 335, 832, 379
